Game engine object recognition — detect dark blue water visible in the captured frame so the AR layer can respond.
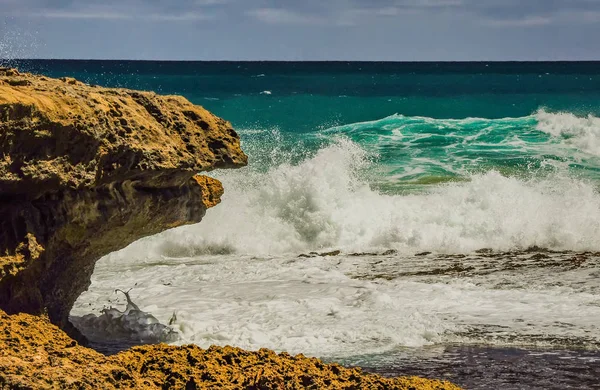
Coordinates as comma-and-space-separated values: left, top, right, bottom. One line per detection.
10, 60, 600, 129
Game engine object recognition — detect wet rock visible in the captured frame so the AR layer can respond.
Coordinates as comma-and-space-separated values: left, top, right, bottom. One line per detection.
298, 250, 342, 258
349, 252, 379, 256
524, 246, 552, 253
320, 250, 341, 257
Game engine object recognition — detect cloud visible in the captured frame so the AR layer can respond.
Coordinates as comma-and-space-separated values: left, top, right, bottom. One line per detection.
247, 8, 322, 25
37, 10, 130, 20
6, 0, 600, 27
3, 0, 219, 21
479, 3, 600, 28
3, 0, 600, 60
147, 12, 212, 21
399, 0, 463, 8
348, 0, 600, 21
194, 0, 230, 5
246, 0, 463, 27
34, 10, 211, 21
484, 15, 553, 27
335, 6, 417, 26
577, 9, 600, 23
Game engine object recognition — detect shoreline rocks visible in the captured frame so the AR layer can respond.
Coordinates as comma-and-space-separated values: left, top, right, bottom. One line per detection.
0, 309, 460, 390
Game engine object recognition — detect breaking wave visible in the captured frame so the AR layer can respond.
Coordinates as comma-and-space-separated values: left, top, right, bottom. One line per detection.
141, 110, 600, 257
73, 109, 600, 357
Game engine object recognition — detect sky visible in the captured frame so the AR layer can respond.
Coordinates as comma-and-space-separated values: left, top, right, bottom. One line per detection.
1, 0, 600, 60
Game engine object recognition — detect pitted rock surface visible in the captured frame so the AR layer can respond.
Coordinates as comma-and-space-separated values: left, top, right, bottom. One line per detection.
0, 69, 247, 334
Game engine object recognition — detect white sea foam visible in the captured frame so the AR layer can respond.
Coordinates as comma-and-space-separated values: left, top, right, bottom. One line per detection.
536, 110, 600, 157
71, 116, 600, 357
72, 251, 600, 357
144, 138, 600, 257
73, 254, 453, 356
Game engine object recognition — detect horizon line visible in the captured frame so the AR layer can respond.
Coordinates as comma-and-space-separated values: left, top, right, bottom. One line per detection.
4, 58, 600, 63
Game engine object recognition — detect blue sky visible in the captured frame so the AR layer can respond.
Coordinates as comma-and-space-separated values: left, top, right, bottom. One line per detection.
2, 0, 600, 60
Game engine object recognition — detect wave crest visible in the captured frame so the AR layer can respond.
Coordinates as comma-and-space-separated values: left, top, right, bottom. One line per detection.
129, 137, 600, 256
536, 109, 600, 156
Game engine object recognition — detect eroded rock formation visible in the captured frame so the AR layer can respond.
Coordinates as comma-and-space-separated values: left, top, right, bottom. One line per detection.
0, 69, 462, 389
0, 309, 461, 390
0, 68, 247, 335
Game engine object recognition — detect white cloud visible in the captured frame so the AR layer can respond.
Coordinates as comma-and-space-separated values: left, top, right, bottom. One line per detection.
335, 6, 418, 26
38, 10, 130, 19
402, 0, 464, 7
11, 6, 212, 21
559, 9, 600, 23
146, 12, 212, 21
247, 8, 323, 25
485, 16, 553, 27
194, 0, 230, 5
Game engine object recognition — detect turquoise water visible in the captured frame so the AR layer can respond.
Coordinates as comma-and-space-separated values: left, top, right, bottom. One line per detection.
14, 60, 600, 194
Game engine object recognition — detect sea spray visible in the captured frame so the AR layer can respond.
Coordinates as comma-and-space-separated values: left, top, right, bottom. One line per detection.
536, 109, 600, 157
132, 135, 600, 256
70, 289, 178, 346
0, 22, 39, 67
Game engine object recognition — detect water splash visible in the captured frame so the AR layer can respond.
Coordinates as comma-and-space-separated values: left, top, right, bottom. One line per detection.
106, 133, 600, 258
536, 109, 600, 157
0, 20, 39, 67
70, 289, 178, 346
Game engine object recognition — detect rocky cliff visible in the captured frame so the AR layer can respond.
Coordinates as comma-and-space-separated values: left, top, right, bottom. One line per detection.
0, 68, 247, 336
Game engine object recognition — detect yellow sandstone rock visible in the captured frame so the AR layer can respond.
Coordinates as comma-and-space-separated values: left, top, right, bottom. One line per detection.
0, 68, 247, 335
0, 310, 461, 390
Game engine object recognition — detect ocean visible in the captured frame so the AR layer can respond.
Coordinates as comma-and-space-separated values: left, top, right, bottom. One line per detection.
12, 60, 600, 389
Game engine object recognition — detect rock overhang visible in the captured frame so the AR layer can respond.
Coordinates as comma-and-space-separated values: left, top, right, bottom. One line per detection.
0, 68, 247, 337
